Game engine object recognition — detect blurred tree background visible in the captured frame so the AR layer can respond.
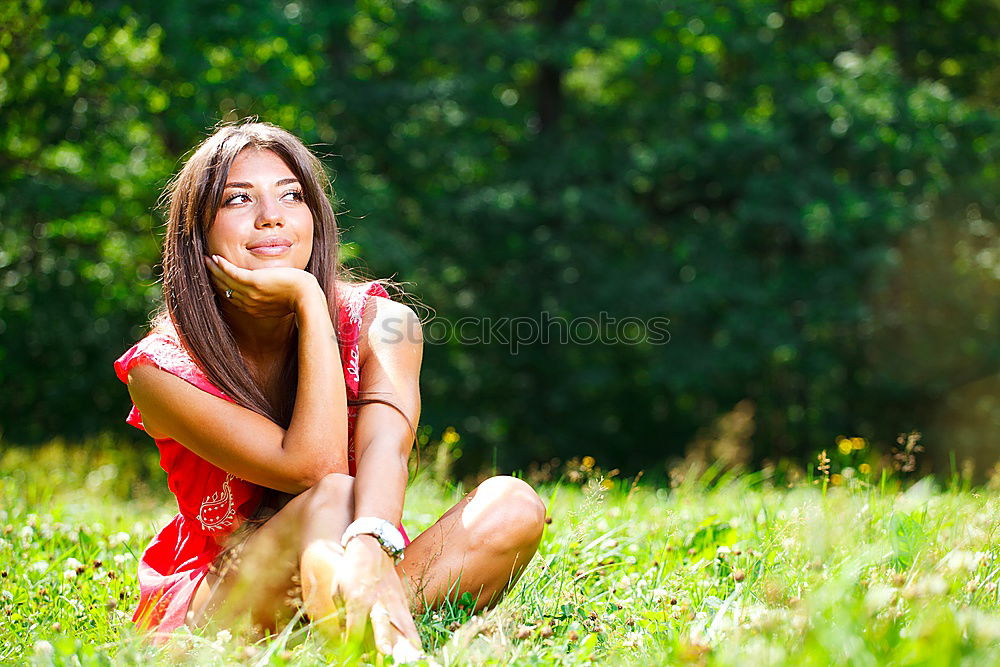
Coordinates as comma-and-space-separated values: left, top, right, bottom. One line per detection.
1, 0, 998, 476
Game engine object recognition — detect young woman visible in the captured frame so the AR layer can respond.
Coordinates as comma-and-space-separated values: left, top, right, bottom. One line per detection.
114, 122, 546, 660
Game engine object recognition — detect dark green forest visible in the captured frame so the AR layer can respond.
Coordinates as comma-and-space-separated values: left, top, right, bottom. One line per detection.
2, 0, 998, 475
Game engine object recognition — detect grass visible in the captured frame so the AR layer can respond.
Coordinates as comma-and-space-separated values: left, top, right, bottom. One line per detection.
2, 438, 1000, 665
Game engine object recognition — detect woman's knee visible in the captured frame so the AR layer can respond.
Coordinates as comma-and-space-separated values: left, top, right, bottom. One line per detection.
469, 475, 546, 551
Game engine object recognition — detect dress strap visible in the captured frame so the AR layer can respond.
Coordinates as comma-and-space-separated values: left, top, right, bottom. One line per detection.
338, 281, 391, 396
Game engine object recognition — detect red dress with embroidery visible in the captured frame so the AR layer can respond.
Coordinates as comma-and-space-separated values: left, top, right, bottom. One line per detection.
113, 281, 407, 641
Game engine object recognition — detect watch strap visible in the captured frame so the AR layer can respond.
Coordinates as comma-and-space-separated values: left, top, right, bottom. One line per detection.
341, 517, 406, 564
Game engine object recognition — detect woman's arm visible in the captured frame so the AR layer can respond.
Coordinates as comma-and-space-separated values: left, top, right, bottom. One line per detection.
126, 258, 349, 493
351, 296, 423, 524
335, 294, 423, 652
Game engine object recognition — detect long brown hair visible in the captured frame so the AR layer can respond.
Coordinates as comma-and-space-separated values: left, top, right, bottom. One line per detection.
158, 121, 341, 426
155, 122, 416, 515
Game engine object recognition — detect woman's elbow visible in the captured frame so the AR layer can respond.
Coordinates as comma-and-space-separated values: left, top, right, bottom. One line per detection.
323, 452, 351, 478
287, 455, 349, 492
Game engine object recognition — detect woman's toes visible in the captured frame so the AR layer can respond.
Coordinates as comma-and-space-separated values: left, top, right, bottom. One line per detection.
299, 539, 345, 635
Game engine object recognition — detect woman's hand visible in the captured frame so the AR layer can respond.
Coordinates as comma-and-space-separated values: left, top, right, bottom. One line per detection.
205, 254, 319, 318
336, 536, 424, 662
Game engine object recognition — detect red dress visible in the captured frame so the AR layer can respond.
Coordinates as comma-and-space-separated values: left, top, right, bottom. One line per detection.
114, 280, 408, 641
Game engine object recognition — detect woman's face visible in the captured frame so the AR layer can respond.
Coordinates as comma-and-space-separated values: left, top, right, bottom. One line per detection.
206, 148, 314, 270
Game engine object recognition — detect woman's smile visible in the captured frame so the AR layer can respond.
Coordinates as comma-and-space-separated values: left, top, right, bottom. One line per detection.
246, 235, 293, 257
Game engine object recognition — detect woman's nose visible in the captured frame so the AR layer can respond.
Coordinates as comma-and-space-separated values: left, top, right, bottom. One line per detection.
255, 199, 284, 228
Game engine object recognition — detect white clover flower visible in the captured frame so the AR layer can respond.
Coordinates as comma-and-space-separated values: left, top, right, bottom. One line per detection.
742, 604, 768, 626
864, 585, 896, 613
19, 526, 34, 539
907, 574, 949, 598
215, 629, 232, 643
960, 609, 1000, 642
939, 550, 985, 574
113, 554, 128, 566
63, 569, 77, 580
108, 531, 131, 547
30, 561, 48, 573
65, 557, 83, 570
33, 640, 54, 657
791, 613, 808, 632
927, 574, 949, 595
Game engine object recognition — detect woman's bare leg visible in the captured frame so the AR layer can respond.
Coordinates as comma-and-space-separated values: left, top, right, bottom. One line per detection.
188, 473, 547, 639
398, 475, 546, 613
187, 472, 356, 632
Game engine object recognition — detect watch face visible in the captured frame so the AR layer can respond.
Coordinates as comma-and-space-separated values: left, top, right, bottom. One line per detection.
383, 531, 401, 552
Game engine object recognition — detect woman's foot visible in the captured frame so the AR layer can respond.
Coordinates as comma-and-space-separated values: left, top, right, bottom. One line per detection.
299, 539, 347, 636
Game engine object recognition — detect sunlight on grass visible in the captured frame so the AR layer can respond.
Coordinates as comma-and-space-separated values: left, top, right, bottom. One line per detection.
2, 439, 1000, 664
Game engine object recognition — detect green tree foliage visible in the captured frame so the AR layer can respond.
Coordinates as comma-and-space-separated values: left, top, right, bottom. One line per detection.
1, 0, 998, 473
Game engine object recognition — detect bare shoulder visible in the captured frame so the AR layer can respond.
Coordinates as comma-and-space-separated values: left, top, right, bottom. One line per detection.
126, 362, 205, 440
357, 293, 423, 365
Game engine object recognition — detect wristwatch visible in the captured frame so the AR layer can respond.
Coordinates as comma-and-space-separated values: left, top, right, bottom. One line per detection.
341, 517, 406, 564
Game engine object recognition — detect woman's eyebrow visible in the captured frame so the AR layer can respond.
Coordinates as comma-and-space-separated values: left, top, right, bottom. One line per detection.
224, 178, 300, 189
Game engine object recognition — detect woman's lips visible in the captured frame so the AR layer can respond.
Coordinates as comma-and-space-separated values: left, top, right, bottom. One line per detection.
248, 245, 291, 257
246, 238, 292, 257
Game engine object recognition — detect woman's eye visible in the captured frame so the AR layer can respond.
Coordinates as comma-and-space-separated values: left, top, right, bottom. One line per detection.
224, 192, 250, 206
282, 189, 305, 202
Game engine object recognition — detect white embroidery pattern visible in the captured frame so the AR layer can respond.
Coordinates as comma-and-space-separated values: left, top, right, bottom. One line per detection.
347, 347, 361, 385
342, 283, 371, 388
348, 288, 366, 325
197, 473, 235, 531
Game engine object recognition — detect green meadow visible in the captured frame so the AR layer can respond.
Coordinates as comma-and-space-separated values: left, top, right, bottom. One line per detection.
2, 438, 999, 665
